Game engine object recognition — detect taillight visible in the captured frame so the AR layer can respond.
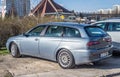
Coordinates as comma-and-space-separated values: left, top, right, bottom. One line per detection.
87, 41, 100, 46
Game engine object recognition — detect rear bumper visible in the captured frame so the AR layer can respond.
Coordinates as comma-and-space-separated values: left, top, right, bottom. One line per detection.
89, 54, 112, 63
71, 46, 112, 65
89, 47, 112, 61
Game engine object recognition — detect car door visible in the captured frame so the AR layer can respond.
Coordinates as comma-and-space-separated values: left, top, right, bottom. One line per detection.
106, 22, 120, 50
20, 25, 46, 57
39, 25, 63, 60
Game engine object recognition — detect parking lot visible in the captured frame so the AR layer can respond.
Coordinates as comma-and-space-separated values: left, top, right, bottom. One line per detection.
0, 54, 120, 77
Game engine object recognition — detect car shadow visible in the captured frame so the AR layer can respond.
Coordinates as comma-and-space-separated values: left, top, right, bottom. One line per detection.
75, 58, 120, 77
20, 55, 57, 63
17, 54, 120, 77
100, 72, 120, 77
74, 56, 120, 70
17, 55, 120, 70
20, 54, 120, 70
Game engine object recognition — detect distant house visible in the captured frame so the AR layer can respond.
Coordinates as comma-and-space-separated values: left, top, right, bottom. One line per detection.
6, 0, 30, 17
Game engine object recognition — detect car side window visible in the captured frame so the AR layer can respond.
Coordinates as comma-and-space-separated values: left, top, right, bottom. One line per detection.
45, 25, 64, 37
108, 23, 120, 31
95, 23, 106, 30
64, 27, 80, 37
113, 23, 120, 31
28, 26, 46, 36
107, 23, 113, 31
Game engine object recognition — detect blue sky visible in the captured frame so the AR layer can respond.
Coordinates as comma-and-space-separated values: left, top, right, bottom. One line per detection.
0, 0, 120, 12
56, 0, 120, 12
31, 0, 120, 12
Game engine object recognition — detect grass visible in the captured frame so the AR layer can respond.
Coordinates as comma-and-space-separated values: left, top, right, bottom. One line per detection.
0, 47, 9, 55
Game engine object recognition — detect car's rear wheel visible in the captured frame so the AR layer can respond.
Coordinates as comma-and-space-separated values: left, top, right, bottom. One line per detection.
10, 43, 21, 58
93, 61, 101, 65
112, 50, 120, 56
57, 49, 75, 69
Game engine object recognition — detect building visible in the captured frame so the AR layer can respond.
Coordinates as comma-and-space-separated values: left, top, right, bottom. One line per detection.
98, 9, 104, 14
6, 0, 30, 17
1, 0, 6, 19
107, 9, 112, 14
31, 0, 72, 17
97, 5, 120, 15
98, 9, 112, 14
112, 5, 120, 14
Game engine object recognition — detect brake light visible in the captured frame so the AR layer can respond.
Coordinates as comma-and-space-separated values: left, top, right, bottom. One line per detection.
87, 41, 100, 46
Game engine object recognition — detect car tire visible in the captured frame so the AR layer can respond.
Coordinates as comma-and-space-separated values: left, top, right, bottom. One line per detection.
10, 43, 21, 58
93, 61, 101, 65
112, 50, 120, 56
57, 49, 75, 69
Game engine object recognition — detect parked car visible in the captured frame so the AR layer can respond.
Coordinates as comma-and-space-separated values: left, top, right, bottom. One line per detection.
92, 19, 120, 54
64, 16, 76, 22
6, 22, 112, 69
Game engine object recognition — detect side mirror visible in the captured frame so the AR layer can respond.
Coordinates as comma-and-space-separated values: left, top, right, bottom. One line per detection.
23, 33, 29, 37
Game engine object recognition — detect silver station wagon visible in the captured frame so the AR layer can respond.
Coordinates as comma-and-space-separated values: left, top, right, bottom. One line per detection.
92, 19, 120, 54
6, 22, 112, 68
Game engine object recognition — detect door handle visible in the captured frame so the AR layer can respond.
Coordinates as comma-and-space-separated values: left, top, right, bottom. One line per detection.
35, 38, 39, 41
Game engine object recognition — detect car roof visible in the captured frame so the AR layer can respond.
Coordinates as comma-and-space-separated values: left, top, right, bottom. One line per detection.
44, 22, 89, 28
96, 19, 120, 23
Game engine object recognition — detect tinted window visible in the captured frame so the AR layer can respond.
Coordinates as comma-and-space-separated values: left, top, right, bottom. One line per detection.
108, 23, 120, 31
64, 27, 80, 37
95, 23, 106, 30
85, 27, 107, 37
28, 26, 46, 36
45, 26, 63, 37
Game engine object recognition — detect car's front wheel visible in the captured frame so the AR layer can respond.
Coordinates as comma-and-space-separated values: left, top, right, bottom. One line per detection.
10, 43, 21, 58
57, 49, 75, 69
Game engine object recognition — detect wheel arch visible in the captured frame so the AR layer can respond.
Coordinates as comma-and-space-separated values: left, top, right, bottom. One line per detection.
9, 41, 15, 52
9, 41, 19, 52
55, 48, 75, 62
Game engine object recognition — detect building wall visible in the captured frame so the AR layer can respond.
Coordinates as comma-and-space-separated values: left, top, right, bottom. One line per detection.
113, 5, 120, 14
97, 5, 120, 15
6, 0, 12, 14
6, 0, 30, 17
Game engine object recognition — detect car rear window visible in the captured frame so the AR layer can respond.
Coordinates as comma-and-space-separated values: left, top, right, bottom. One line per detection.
85, 26, 107, 37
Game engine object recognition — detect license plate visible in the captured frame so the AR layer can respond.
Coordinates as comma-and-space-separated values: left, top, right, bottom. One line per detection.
100, 52, 109, 57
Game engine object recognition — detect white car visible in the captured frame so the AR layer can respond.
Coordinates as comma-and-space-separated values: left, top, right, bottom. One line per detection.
92, 19, 120, 54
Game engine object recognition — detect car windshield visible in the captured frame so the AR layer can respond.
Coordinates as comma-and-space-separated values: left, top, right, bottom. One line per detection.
85, 26, 107, 37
